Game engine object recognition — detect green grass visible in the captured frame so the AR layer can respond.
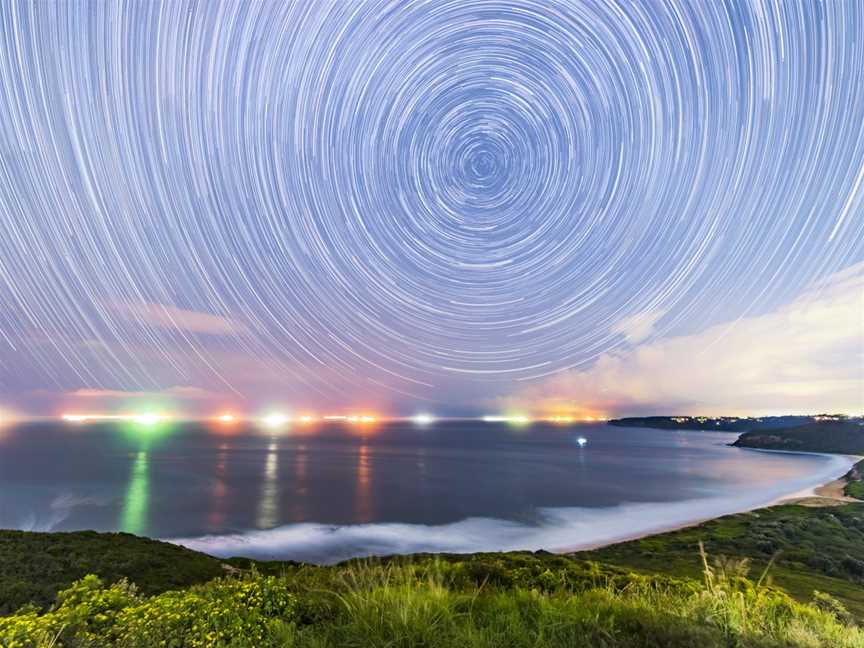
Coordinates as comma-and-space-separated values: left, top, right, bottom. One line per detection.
844, 460, 864, 499
847, 482, 864, 499
1, 556, 862, 647
0, 530, 226, 614
575, 503, 864, 617
4, 502, 864, 645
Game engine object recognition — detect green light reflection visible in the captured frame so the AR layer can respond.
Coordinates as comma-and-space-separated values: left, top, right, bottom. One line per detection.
120, 450, 149, 535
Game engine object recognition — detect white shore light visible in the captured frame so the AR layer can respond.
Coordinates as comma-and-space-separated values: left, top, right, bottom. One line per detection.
262, 413, 289, 428
62, 414, 90, 422
134, 413, 165, 426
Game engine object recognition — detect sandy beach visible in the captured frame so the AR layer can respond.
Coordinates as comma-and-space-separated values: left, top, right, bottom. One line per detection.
558, 452, 862, 554
781, 476, 861, 507
772, 453, 862, 507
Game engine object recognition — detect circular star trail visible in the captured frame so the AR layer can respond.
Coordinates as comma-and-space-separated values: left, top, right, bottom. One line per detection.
0, 1, 862, 405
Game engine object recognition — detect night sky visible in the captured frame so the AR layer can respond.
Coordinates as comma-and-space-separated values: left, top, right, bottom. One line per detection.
0, 1, 862, 418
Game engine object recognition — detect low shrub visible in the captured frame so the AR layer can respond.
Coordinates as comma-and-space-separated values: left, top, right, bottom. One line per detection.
0, 574, 296, 648
0, 554, 861, 647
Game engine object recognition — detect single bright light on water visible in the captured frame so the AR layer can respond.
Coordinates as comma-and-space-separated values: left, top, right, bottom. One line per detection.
217, 413, 236, 423
62, 414, 89, 422
577, 436, 588, 447
413, 413, 435, 426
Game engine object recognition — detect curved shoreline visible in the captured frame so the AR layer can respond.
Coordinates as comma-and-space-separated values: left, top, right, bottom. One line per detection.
734, 448, 862, 505
169, 449, 859, 563
557, 449, 862, 554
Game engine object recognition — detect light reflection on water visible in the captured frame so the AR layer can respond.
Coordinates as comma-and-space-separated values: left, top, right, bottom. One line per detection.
355, 444, 372, 523
208, 443, 230, 529
120, 450, 149, 535
288, 445, 308, 523
257, 441, 280, 529
0, 421, 853, 560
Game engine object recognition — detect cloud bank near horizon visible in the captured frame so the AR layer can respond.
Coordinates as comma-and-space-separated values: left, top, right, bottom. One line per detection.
501, 263, 864, 417
5, 263, 862, 418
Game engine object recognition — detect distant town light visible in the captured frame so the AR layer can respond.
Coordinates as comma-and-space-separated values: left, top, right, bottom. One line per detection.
133, 413, 164, 426
413, 413, 435, 426
262, 413, 289, 428
482, 415, 531, 425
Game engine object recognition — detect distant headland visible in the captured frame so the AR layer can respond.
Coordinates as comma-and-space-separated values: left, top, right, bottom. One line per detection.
607, 413, 858, 433
609, 413, 864, 463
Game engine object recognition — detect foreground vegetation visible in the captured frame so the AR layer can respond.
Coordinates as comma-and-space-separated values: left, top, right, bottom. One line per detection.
0, 530, 226, 615
845, 460, 864, 499
577, 503, 864, 618
3, 505, 864, 646
1, 550, 862, 647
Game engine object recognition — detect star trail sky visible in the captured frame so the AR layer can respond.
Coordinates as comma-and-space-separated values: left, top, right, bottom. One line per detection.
0, 1, 862, 416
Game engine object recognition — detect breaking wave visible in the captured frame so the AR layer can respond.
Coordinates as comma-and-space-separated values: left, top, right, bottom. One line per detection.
169, 452, 857, 564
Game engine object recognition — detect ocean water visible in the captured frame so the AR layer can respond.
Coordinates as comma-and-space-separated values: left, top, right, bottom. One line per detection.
0, 421, 854, 562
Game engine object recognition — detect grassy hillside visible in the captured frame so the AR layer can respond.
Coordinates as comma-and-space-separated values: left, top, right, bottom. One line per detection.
3, 502, 864, 645
732, 421, 864, 454
845, 460, 864, 499
1, 553, 861, 647
575, 503, 864, 618
0, 530, 225, 614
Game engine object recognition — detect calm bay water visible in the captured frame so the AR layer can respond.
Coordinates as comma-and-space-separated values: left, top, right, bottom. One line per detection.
0, 421, 854, 562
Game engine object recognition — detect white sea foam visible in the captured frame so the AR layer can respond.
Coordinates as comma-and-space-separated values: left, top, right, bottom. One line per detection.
13, 492, 112, 532
167, 451, 857, 564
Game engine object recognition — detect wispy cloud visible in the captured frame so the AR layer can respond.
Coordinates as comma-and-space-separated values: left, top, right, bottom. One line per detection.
67, 388, 143, 398
108, 301, 247, 336
48, 385, 231, 416
503, 263, 864, 416
610, 308, 666, 344
67, 386, 215, 400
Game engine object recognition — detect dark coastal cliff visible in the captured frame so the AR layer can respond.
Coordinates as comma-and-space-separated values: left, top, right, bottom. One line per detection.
731, 421, 864, 455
